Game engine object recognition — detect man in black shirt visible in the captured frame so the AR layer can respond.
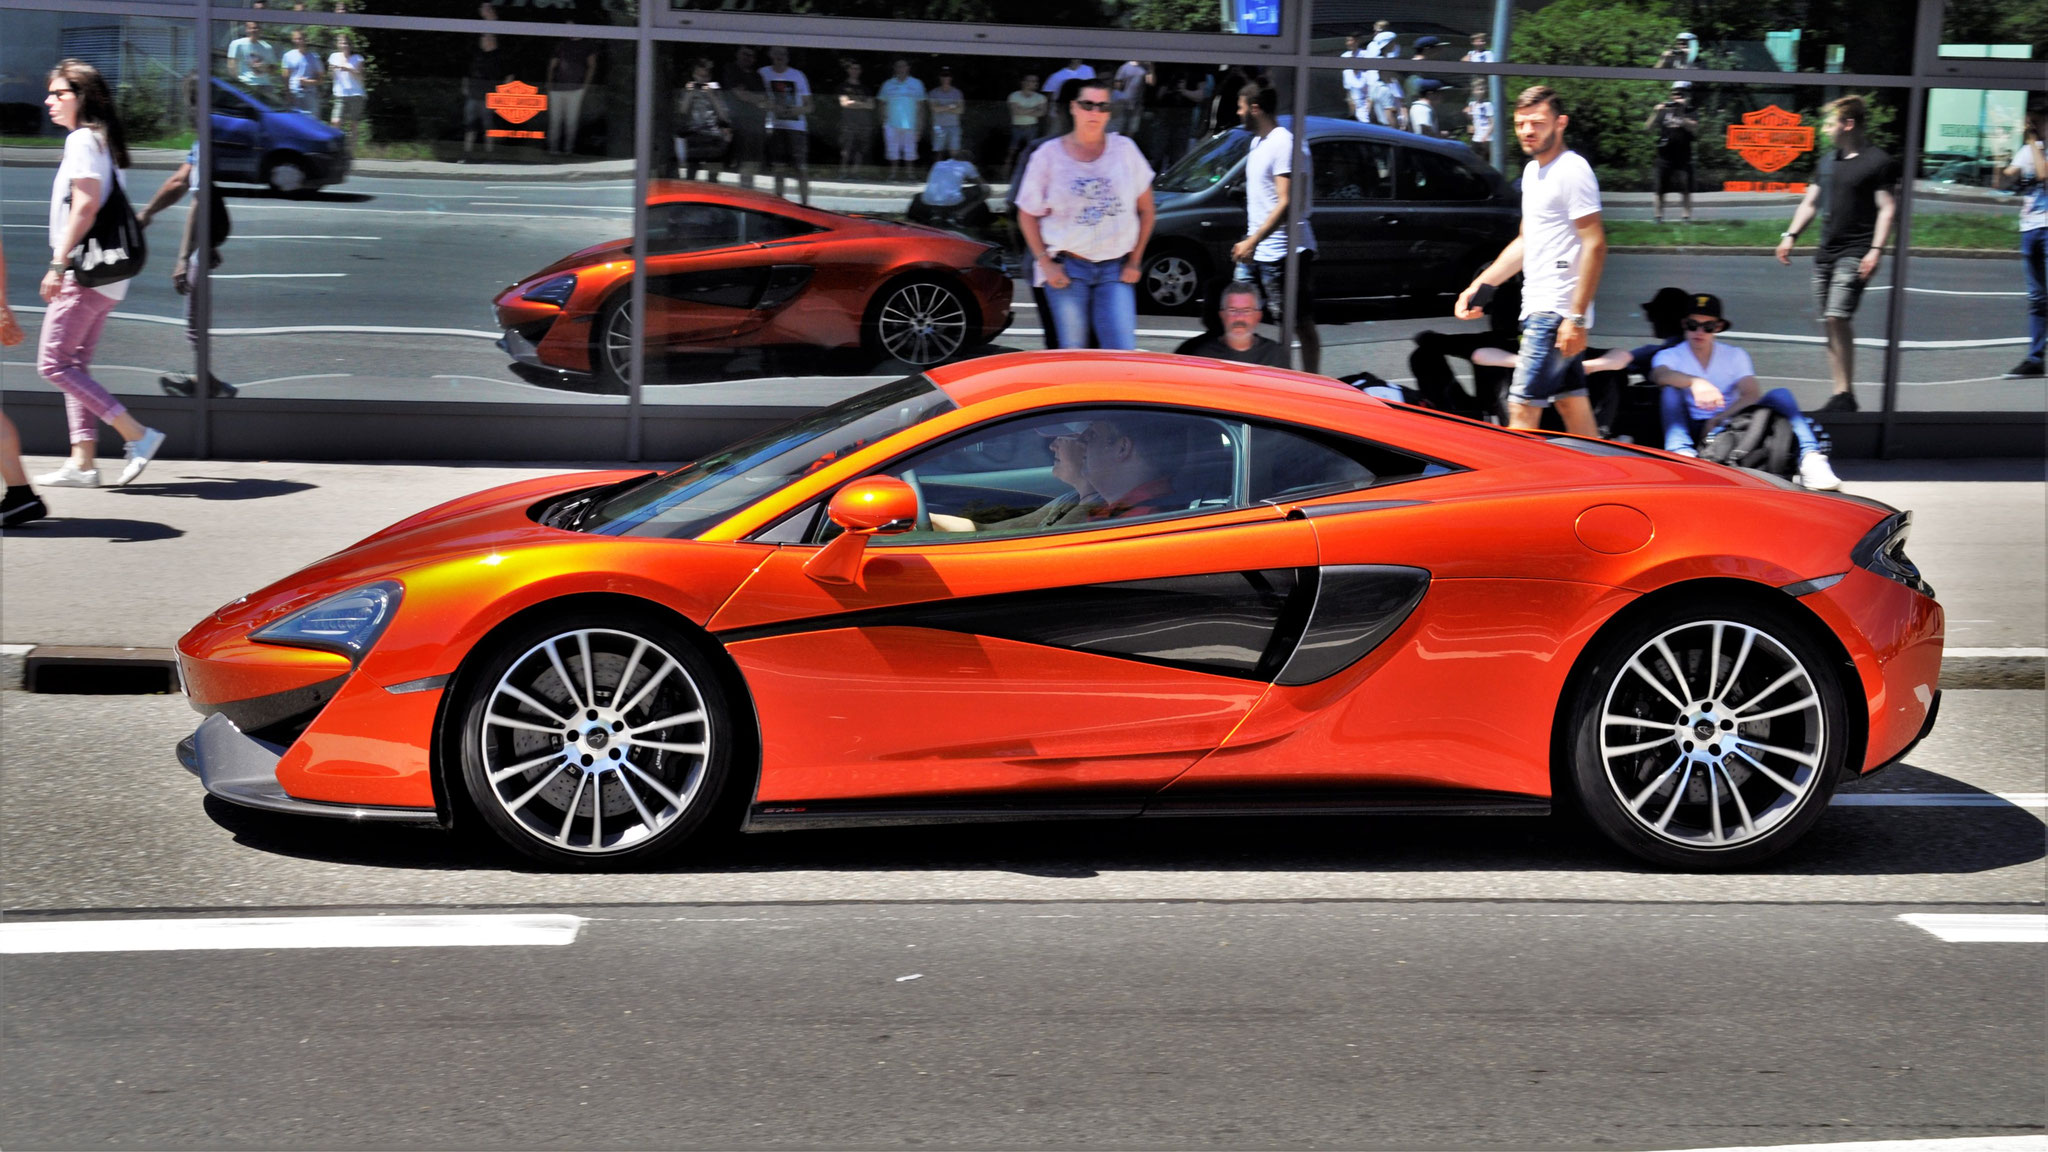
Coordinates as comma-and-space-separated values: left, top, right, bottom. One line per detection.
1645, 82, 1698, 223
1175, 281, 1287, 366
1775, 95, 1898, 412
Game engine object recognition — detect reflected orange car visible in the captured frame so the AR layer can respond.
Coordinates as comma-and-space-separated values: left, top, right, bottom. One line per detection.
176, 352, 1942, 870
492, 181, 1014, 388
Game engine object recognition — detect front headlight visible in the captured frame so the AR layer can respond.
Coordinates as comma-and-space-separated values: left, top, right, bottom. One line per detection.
1850, 512, 1934, 598
250, 581, 403, 661
521, 274, 577, 307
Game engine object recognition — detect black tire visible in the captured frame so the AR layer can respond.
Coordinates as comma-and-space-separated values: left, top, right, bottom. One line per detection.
1140, 245, 1207, 315
863, 277, 976, 368
591, 292, 634, 393
1566, 595, 1847, 870
455, 607, 736, 868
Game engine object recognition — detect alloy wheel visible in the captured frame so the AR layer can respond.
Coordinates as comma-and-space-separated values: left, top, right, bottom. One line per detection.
474, 627, 713, 855
1597, 619, 1827, 850
875, 282, 968, 366
1144, 252, 1199, 310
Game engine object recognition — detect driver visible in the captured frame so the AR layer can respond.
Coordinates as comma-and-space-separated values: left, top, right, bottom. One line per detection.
1076, 412, 1186, 521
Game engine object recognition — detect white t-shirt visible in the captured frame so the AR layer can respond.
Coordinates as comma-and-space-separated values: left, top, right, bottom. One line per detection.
2014, 143, 2046, 233
282, 48, 323, 93
1519, 149, 1602, 323
1014, 133, 1154, 281
1112, 61, 1146, 103
1409, 100, 1436, 136
228, 37, 276, 87
1340, 50, 1371, 101
759, 66, 811, 131
1466, 99, 1494, 143
1243, 125, 1314, 263
330, 52, 366, 98
1044, 64, 1095, 100
50, 128, 129, 301
1652, 341, 1756, 421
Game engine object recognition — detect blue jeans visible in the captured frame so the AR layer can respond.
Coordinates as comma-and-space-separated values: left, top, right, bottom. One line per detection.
2022, 226, 2046, 364
1509, 312, 1587, 407
1045, 255, 1137, 350
1661, 385, 1820, 459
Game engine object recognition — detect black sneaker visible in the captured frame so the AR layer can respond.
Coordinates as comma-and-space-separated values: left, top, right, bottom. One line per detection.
1818, 391, 1859, 413
2006, 358, 2045, 379
0, 494, 48, 528
159, 372, 195, 397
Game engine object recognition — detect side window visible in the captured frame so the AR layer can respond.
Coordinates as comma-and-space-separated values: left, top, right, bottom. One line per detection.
1312, 140, 1390, 202
744, 211, 821, 242
861, 408, 1247, 544
1246, 424, 1437, 503
1396, 148, 1492, 201
648, 202, 748, 254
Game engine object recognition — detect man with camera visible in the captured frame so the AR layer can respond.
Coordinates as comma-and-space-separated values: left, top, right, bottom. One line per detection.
1645, 81, 1698, 224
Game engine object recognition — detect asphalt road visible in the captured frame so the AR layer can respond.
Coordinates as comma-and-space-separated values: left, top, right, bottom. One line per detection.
3, 167, 2034, 411
0, 683, 2041, 1147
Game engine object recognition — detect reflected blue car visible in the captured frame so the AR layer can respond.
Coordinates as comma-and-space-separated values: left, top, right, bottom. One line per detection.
210, 77, 351, 194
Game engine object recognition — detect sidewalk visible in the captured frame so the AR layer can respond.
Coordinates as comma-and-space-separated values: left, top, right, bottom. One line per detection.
1, 455, 2040, 674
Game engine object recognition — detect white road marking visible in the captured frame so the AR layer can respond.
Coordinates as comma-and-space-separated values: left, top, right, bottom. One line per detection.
1013, 328, 1199, 339
1663, 1137, 2048, 1152
211, 273, 348, 279
0, 914, 583, 954
210, 324, 502, 339
238, 373, 353, 385
1833, 793, 2047, 809
234, 234, 382, 241
1949, 647, 2048, 658
467, 200, 633, 211
1870, 285, 2030, 297
1897, 914, 2048, 943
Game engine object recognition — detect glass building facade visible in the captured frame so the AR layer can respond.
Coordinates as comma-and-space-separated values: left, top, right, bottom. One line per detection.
2, 0, 2040, 461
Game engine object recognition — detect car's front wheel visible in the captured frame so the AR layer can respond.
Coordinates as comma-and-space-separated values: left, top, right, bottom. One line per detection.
592, 294, 634, 393
1140, 246, 1205, 314
456, 611, 735, 868
1568, 598, 1848, 869
264, 155, 309, 195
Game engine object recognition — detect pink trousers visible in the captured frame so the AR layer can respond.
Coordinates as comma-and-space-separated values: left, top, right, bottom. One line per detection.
36, 278, 125, 445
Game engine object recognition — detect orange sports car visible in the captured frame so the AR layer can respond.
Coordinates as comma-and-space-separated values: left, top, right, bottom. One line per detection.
492, 181, 1014, 388
176, 353, 1943, 870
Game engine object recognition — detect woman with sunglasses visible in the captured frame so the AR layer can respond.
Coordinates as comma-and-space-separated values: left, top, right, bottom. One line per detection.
1649, 293, 1841, 490
37, 59, 164, 489
1013, 79, 1155, 350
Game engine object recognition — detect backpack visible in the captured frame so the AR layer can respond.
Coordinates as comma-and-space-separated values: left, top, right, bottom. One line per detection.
1700, 405, 1798, 478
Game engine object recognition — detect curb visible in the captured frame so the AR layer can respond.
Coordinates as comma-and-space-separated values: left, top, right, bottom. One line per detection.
1, 645, 2038, 694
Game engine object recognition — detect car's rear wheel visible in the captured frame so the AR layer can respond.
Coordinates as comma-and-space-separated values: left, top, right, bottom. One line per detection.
866, 278, 972, 367
1140, 246, 1205, 314
456, 612, 734, 868
593, 294, 633, 392
1568, 599, 1847, 869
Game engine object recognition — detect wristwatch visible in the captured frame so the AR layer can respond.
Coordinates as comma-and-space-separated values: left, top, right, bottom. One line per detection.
1565, 313, 1588, 328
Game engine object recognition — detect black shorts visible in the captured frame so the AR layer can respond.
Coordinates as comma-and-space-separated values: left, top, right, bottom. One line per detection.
765, 129, 809, 168
1654, 158, 1694, 196
1252, 250, 1318, 327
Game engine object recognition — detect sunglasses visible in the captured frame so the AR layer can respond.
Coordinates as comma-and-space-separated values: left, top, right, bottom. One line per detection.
1681, 318, 1725, 332
1072, 99, 1112, 113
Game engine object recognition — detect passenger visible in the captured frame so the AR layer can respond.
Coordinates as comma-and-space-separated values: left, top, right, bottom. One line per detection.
1648, 293, 1842, 490
928, 422, 1100, 533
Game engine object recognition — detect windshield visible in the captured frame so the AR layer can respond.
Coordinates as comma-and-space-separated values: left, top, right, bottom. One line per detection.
584, 376, 955, 539
1155, 129, 1251, 193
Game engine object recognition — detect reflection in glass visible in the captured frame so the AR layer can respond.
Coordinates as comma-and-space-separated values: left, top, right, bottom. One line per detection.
1898, 89, 2045, 411
1, 10, 194, 420
212, 1, 636, 26
204, 23, 633, 404
666, 0, 1271, 34
1938, 2, 2042, 62
1500, 0, 1912, 75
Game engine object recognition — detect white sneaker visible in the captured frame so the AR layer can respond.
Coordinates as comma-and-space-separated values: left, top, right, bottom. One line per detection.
116, 427, 165, 487
1799, 452, 1842, 491
35, 463, 98, 488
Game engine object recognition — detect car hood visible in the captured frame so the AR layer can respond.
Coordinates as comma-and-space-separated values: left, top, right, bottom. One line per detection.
528, 239, 632, 279
205, 470, 648, 631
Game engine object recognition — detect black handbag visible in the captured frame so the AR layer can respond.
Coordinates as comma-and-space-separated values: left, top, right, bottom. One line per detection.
66, 176, 147, 288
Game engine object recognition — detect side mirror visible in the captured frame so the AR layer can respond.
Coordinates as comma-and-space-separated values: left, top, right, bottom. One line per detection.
804, 476, 918, 586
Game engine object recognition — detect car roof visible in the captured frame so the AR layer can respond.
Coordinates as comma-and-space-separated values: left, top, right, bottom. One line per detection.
1280, 114, 1495, 163
647, 179, 852, 226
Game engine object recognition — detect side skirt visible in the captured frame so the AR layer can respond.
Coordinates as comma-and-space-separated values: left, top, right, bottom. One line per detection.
744, 789, 1549, 832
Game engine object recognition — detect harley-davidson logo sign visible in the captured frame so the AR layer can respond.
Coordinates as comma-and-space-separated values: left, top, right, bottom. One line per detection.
1726, 105, 1814, 174
486, 80, 547, 124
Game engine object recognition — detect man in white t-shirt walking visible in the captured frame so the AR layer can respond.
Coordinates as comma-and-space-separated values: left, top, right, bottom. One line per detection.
1455, 85, 1607, 436
1228, 84, 1318, 373
1997, 104, 2045, 377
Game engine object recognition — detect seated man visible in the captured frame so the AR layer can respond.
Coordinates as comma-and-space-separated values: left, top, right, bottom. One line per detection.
1175, 281, 1288, 366
1077, 412, 1187, 520
1649, 293, 1842, 490
906, 149, 992, 235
